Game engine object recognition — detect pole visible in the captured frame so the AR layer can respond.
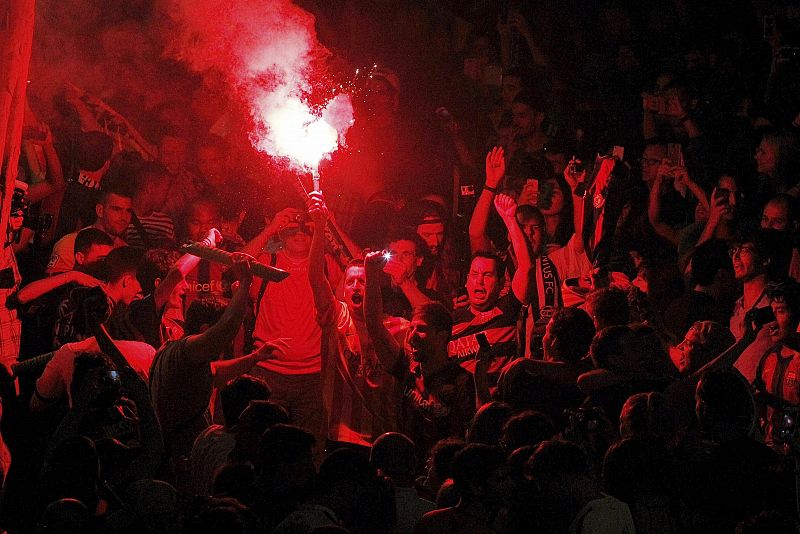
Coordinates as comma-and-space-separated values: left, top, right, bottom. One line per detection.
0, 0, 36, 236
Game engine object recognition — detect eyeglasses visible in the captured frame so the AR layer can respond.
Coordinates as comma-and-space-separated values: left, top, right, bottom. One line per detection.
278, 224, 314, 240
728, 245, 757, 258
639, 158, 661, 167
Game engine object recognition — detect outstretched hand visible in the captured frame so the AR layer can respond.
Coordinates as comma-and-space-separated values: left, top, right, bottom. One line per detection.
253, 338, 291, 362
485, 146, 506, 187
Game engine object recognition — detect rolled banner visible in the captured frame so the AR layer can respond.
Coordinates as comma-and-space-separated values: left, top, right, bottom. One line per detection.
181, 242, 290, 282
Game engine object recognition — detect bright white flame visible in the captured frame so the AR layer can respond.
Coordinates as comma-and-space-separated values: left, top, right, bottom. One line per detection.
251, 88, 353, 175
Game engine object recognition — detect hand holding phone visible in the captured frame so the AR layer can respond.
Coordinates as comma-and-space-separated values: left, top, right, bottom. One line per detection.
475, 332, 492, 365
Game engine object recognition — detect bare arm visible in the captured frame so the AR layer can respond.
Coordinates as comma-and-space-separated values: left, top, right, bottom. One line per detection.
211, 340, 288, 388
469, 147, 505, 253
563, 159, 588, 255
397, 279, 432, 308
511, 12, 548, 67
242, 207, 302, 258
495, 194, 533, 303
648, 174, 681, 246
24, 129, 66, 203
18, 271, 102, 305
691, 330, 756, 379
307, 192, 336, 317
184, 255, 253, 364
365, 251, 402, 371
154, 228, 221, 311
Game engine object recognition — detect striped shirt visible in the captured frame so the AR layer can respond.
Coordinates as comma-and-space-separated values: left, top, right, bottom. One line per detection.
449, 293, 522, 381
320, 300, 404, 446
125, 211, 175, 249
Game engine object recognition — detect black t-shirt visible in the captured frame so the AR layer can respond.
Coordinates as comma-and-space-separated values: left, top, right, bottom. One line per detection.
128, 294, 162, 349
149, 338, 213, 459
389, 352, 475, 457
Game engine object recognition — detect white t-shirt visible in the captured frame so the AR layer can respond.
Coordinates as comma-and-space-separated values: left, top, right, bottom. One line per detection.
570, 494, 635, 534
35, 336, 155, 406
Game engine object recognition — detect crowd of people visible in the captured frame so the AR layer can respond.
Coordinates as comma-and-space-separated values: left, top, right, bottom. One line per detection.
2, 0, 800, 533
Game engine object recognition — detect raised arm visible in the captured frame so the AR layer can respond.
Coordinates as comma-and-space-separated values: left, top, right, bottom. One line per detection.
154, 228, 221, 312
563, 158, 589, 255
365, 251, 402, 371
469, 147, 505, 253
685, 187, 727, 266
23, 123, 66, 203
307, 191, 336, 317
495, 194, 533, 303
242, 207, 303, 258
184, 254, 253, 363
648, 172, 681, 246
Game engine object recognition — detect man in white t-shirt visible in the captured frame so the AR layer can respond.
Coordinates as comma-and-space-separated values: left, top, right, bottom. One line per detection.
528, 440, 635, 534
47, 185, 131, 274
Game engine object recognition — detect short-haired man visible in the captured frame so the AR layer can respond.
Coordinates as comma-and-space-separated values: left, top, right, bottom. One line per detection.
129, 227, 220, 348
753, 282, 800, 450
125, 162, 175, 249
19, 228, 112, 309
52, 246, 143, 349
760, 194, 800, 283
381, 228, 443, 319
450, 193, 533, 382
728, 229, 788, 340
18, 228, 111, 355
47, 185, 132, 275
403, 199, 459, 301
366, 253, 475, 456
149, 256, 286, 473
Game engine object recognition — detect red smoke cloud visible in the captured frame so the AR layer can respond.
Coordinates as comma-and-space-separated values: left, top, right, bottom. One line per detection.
162, 0, 353, 176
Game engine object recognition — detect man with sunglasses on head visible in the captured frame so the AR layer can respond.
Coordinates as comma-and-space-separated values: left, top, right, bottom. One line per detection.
243, 205, 342, 447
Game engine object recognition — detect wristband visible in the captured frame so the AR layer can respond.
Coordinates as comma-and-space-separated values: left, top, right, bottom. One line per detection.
484, 185, 498, 194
